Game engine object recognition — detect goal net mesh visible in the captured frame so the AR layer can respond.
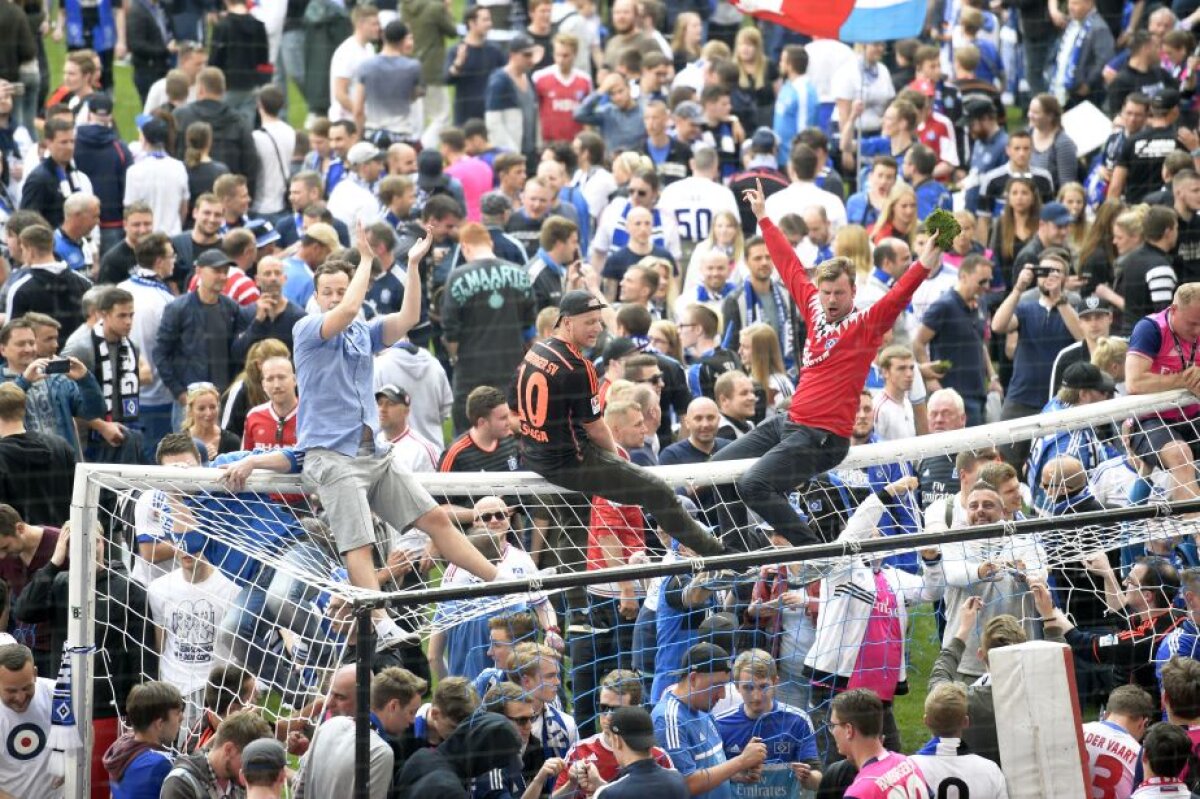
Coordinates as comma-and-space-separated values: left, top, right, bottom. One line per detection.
64, 388, 1200, 788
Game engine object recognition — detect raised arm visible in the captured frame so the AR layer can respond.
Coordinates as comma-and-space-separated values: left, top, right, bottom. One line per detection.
382, 226, 433, 347
320, 221, 375, 340
742, 180, 815, 309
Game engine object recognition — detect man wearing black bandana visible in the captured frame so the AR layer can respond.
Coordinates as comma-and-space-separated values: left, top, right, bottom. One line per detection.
63, 286, 146, 463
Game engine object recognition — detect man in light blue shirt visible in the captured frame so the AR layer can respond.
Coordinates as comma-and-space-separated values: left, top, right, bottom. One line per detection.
291, 222, 498, 648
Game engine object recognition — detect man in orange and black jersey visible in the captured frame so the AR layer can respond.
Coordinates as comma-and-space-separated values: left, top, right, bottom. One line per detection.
512, 290, 725, 564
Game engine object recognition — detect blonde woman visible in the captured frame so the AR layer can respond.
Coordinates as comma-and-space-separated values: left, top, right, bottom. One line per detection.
670, 12, 703, 72
739, 322, 793, 412
650, 319, 685, 363
684, 210, 745, 293
1097, 206, 1147, 311
835, 224, 873, 279
1057, 182, 1088, 252
182, 383, 241, 462
220, 338, 290, 439
1091, 337, 1128, 394
870, 184, 918, 246
612, 151, 655, 188
734, 27, 780, 127
643, 255, 679, 319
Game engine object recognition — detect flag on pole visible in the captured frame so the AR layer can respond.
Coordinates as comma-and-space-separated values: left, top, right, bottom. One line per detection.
731, 0, 926, 43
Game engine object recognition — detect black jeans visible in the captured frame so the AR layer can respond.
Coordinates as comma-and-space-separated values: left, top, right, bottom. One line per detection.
533, 444, 724, 557
569, 596, 636, 738
710, 416, 850, 548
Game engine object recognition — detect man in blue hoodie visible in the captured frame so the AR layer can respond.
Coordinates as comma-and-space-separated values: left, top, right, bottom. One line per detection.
103, 681, 184, 799
72, 94, 132, 255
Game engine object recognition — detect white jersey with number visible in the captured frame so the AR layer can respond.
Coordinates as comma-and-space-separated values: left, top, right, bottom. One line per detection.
1083, 720, 1141, 799
0, 677, 61, 799
148, 567, 240, 697
1131, 778, 1191, 797
910, 738, 1009, 799
657, 176, 740, 246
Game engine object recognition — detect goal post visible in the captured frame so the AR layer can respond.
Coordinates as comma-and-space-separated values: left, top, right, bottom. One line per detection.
62, 387, 1200, 797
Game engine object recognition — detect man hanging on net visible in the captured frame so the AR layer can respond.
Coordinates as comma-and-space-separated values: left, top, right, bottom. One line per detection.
713, 182, 943, 572
288, 223, 499, 650
512, 290, 725, 560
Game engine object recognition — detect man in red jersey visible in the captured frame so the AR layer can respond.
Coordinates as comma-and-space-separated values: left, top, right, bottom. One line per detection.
712, 182, 942, 563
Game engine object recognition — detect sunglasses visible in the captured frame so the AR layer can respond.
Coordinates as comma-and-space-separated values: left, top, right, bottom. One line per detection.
478, 511, 510, 522
598, 703, 619, 714
630, 188, 650, 197
507, 715, 534, 726
636, 373, 665, 384
187, 381, 216, 397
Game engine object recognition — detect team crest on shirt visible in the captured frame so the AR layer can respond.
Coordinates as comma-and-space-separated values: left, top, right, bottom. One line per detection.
7, 722, 46, 760
507, 455, 519, 471
591, 397, 601, 414
824, 338, 839, 350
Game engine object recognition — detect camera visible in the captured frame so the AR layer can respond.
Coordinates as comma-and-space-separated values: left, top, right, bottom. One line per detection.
1033, 266, 1055, 278
43, 358, 70, 375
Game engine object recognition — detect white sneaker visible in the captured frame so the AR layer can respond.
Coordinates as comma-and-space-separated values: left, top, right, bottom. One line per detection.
374, 617, 419, 652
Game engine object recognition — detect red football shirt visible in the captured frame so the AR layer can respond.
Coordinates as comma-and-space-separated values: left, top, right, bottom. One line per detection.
533, 66, 593, 143
242, 402, 298, 450
552, 732, 673, 797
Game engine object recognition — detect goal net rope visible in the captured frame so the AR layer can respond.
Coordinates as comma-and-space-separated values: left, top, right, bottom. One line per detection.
61, 387, 1200, 792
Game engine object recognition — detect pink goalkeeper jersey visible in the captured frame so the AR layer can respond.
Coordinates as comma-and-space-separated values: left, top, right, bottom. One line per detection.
846, 570, 904, 700
845, 752, 931, 799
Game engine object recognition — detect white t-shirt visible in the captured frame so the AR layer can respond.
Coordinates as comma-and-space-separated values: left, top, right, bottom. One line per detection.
142, 80, 197, 114
764, 181, 847, 231
0, 677, 60, 799
831, 58, 896, 132
801, 38, 857, 104
910, 739, 1009, 799
1083, 720, 1140, 799
657, 176, 740, 246
872, 391, 916, 442
148, 567, 241, 697
252, 120, 297, 216
124, 152, 190, 237
328, 37, 377, 122
590, 198, 683, 260
385, 428, 442, 473
119, 270, 177, 406
327, 176, 382, 232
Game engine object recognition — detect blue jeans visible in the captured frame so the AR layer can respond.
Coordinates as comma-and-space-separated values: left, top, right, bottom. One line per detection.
710, 416, 850, 548
137, 402, 174, 463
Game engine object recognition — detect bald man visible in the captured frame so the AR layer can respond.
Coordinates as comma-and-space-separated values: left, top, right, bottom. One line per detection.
659, 397, 728, 531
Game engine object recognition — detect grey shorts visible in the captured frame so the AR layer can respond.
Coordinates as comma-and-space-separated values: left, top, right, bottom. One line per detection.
302, 448, 438, 554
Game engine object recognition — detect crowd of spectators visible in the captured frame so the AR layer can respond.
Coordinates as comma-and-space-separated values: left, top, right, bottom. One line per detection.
10, 0, 1200, 797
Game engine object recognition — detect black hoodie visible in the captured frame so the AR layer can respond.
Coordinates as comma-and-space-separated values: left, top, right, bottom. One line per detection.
392, 711, 523, 799
0, 429, 77, 526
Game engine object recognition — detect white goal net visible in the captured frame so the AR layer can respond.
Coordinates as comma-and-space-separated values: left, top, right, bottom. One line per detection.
60, 388, 1200, 795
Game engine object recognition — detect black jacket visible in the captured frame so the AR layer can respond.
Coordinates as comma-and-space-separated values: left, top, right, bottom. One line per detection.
1115, 242, 1177, 336
235, 299, 307, 361
0, 0, 36, 83
209, 11, 272, 91
173, 99, 260, 186
393, 712, 523, 799
0, 430, 77, 526
154, 290, 250, 397
19, 157, 90, 229
126, 0, 174, 73
12, 559, 156, 718
6, 263, 93, 349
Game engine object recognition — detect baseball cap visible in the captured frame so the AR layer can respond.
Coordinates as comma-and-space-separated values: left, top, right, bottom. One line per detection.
680, 642, 730, 675
510, 32, 536, 53
303, 222, 341, 252
673, 101, 703, 122
418, 149, 444, 178
375, 384, 411, 404
602, 337, 640, 363
1040, 202, 1074, 226
240, 738, 287, 775
194, 249, 236, 270
750, 126, 778, 153
139, 116, 169, 146
89, 93, 114, 116
1152, 88, 1181, 113
555, 290, 607, 326
481, 191, 512, 217
347, 141, 385, 166
608, 706, 657, 751
962, 94, 996, 119
1061, 362, 1115, 394
1079, 296, 1114, 317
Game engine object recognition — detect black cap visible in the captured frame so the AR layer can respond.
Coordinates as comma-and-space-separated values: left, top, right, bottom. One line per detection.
241, 738, 287, 774
194, 249, 236, 269
608, 706, 657, 751
1061, 362, 1115, 394
602, 337, 640, 363
418, 149, 444, 179
963, 94, 996, 119
88, 93, 114, 115
555, 290, 607, 326
510, 32, 536, 53
680, 642, 730, 674
375, 384, 411, 404
1153, 88, 1181, 112
1079, 296, 1114, 317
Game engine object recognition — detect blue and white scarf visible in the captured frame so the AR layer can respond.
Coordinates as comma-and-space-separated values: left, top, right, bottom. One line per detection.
65, 0, 117, 52
1057, 12, 1096, 99
610, 201, 667, 250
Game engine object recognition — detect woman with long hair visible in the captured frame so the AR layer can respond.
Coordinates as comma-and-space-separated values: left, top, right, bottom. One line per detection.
835, 224, 873, 279
1028, 94, 1079, 192
739, 322, 793, 412
184, 121, 230, 207
221, 338, 291, 440
685, 210, 745, 293
649, 319, 685, 364
182, 383, 241, 462
989, 176, 1041, 291
734, 27, 779, 129
870, 185, 918, 245
1057, 182, 1088, 253
670, 12, 703, 73
1101, 206, 1148, 311
1077, 200, 1126, 298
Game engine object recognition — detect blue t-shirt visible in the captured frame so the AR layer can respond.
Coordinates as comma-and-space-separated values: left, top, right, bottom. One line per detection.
282, 255, 314, 308
714, 701, 819, 799
845, 192, 880, 228
965, 129, 1009, 213
920, 289, 989, 400
111, 748, 172, 799
914, 179, 953, 221
652, 692, 732, 799
1007, 300, 1077, 406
